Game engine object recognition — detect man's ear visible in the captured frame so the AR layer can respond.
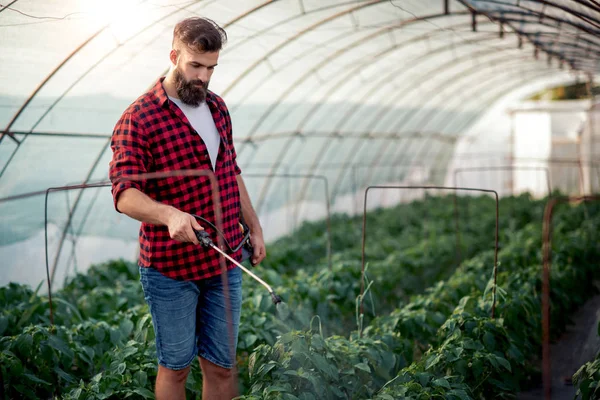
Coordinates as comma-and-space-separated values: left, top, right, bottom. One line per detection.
169, 49, 178, 66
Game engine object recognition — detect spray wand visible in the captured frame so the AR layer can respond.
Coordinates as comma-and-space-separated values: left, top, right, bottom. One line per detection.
195, 230, 282, 305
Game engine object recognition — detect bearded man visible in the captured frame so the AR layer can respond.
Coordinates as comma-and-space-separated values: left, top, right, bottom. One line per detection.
109, 17, 266, 400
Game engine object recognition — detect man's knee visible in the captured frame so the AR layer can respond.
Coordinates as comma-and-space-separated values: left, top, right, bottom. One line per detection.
158, 365, 191, 384
199, 358, 234, 381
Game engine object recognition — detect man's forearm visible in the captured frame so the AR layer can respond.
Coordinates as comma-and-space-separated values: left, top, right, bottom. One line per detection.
117, 188, 176, 226
236, 175, 262, 233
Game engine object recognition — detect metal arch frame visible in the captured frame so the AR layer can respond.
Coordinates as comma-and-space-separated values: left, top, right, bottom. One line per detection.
376, 68, 568, 188
11, 0, 219, 271
387, 69, 575, 188
472, 0, 600, 28
245, 11, 590, 204
354, 51, 537, 187
0, 0, 208, 180
328, 57, 544, 200
0, 1, 19, 14
153, 0, 284, 78
324, 52, 544, 200
387, 66, 568, 164
0, 26, 107, 147
220, 0, 390, 97
235, 11, 475, 152
233, 9, 591, 147
302, 69, 560, 208
0, 0, 281, 178
247, 29, 519, 211
239, 130, 460, 144
4, 1, 294, 267
372, 63, 566, 163
233, 14, 490, 187
335, 66, 561, 201
284, 47, 544, 207
461, 0, 600, 71
238, 23, 501, 210
229, 11, 600, 127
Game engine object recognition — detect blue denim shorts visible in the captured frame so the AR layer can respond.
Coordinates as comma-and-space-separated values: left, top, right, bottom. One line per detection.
139, 266, 242, 370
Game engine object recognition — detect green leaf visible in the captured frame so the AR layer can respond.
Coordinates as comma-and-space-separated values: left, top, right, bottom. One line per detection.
121, 345, 139, 359
472, 359, 483, 378
53, 298, 84, 322
54, 366, 76, 384
16, 302, 42, 330
245, 334, 258, 348
265, 385, 291, 395
425, 353, 442, 370
132, 388, 154, 399
121, 318, 135, 337
48, 335, 74, 360
0, 316, 8, 336
134, 370, 148, 387
354, 362, 371, 373
71, 387, 83, 399
495, 356, 512, 372
92, 372, 103, 383
110, 329, 122, 346
23, 373, 52, 386
447, 389, 472, 400
433, 378, 451, 389
280, 332, 296, 344
94, 327, 106, 342
483, 331, 496, 351
117, 362, 127, 375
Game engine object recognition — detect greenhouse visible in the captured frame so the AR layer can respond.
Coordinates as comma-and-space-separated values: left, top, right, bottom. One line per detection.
1, 0, 599, 399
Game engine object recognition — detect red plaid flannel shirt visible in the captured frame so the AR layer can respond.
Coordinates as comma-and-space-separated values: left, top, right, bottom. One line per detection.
109, 78, 243, 281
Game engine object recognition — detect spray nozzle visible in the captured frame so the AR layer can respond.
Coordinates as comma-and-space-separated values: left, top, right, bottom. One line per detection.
270, 292, 282, 305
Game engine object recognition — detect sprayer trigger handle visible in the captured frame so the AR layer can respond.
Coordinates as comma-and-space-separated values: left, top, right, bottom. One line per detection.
195, 229, 213, 248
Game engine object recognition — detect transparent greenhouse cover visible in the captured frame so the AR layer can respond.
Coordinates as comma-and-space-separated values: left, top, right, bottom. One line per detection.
0, 0, 597, 289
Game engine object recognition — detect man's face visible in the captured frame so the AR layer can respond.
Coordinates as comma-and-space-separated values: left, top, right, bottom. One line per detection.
172, 47, 219, 107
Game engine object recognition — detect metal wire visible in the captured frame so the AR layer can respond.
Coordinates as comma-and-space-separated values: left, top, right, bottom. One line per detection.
359, 185, 500, 338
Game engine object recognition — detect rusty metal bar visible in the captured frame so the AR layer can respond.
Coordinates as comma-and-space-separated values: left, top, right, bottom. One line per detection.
453, 166, 552, 196
242, 173, 332, 271
41, 169, 229, 321
360, 185, 499, 337
541, 196, 600, 400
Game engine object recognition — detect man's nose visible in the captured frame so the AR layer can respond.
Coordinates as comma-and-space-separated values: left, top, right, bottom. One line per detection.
197, 68, 209, 82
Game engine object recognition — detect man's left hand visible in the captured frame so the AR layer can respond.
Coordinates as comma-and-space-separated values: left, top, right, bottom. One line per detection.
250, 231, 266, 265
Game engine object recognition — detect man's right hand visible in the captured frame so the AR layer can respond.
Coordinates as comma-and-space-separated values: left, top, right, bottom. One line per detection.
166, 208, 204, 245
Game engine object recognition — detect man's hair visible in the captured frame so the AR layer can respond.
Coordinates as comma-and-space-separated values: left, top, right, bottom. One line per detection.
173, 17, 227, 53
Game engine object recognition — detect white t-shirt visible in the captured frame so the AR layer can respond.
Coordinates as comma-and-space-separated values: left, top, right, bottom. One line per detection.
169, 97, 221, 170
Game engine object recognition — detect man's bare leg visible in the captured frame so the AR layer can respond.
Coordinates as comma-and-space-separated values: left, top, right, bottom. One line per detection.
156, 365, 190, 400
199, 357, 237, 400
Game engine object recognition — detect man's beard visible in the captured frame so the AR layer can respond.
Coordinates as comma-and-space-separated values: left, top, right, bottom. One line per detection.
174, 67, 208, 107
